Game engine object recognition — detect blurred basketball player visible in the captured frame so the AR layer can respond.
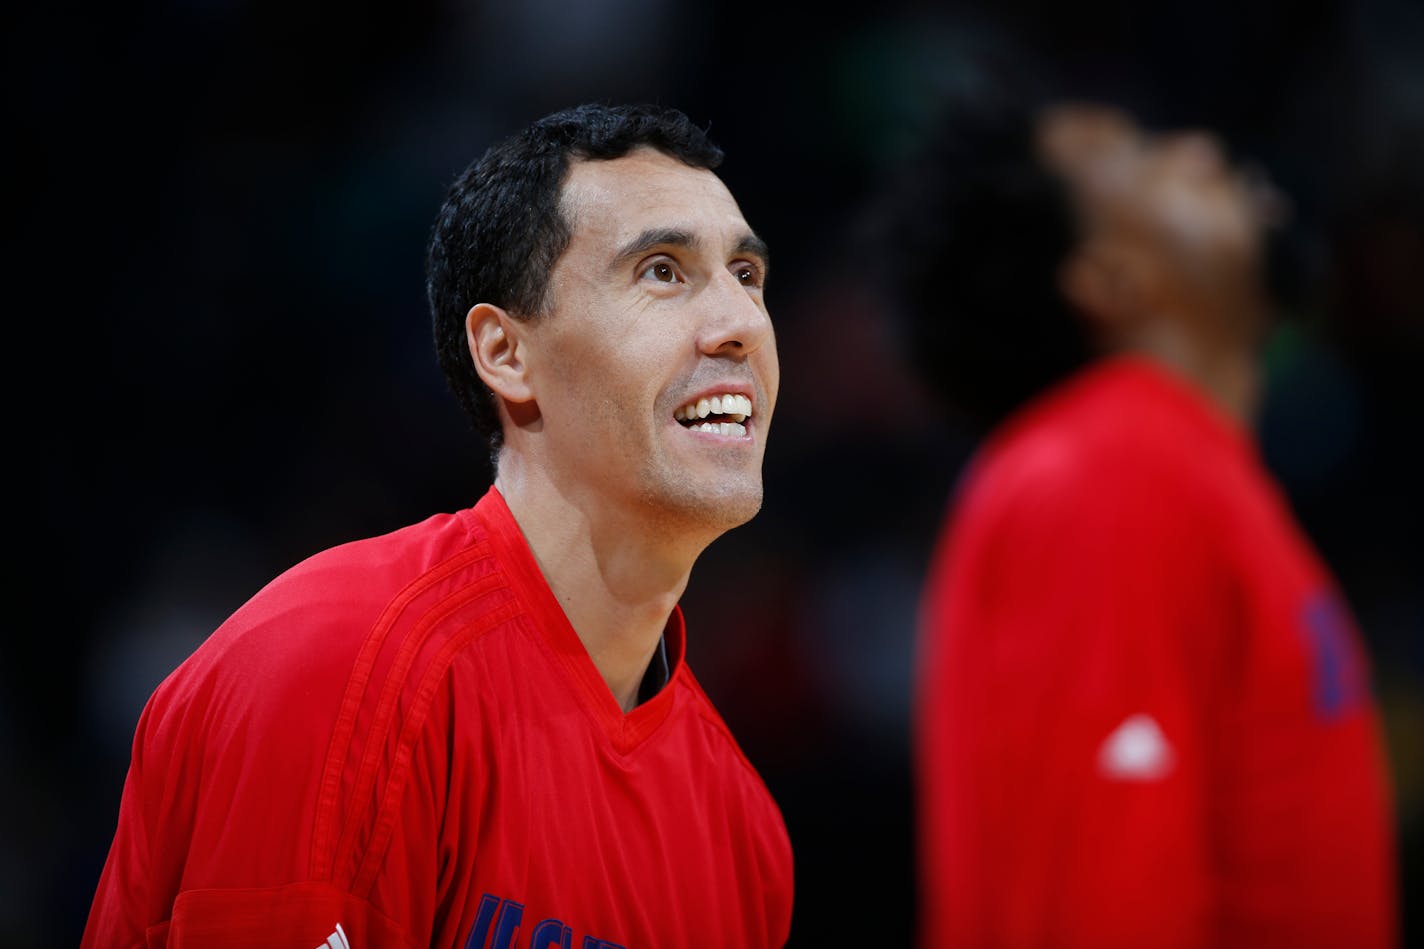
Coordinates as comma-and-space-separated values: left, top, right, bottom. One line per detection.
878, 96, 1399, 947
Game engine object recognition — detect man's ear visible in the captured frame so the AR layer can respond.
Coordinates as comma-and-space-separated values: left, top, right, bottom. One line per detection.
1058, 241, 1155, 335
466, 303, 535, 405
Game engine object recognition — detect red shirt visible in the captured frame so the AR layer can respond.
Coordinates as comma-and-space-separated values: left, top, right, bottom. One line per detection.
916, 356, 1398, 947
83, 487, 794, 949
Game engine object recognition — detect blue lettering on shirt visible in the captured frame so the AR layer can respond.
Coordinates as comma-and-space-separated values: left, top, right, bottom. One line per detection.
528, 919, 571, 949
465, 894, 625, 949
1300, 590, 1366, 720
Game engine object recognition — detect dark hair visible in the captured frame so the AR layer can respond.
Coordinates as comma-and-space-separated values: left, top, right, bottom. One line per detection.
864, 87, 1091, 433
426, 102, 725, 463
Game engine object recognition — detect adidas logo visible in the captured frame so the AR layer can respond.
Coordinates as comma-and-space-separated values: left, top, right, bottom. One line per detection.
317, 923, 351, 949
1096, 713, 1175, 781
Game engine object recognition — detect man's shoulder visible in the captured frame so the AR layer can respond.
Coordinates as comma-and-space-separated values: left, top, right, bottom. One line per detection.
957, 402, 1130, 532
147, 504, 517, 736
223, 510, 488, 647
968, 358, 1242, 516
119, 503, 533, 911
670, 667, 795, 905
671, 669, 787, 815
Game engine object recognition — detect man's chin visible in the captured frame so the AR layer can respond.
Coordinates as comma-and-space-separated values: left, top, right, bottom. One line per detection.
642, 481, 765, 535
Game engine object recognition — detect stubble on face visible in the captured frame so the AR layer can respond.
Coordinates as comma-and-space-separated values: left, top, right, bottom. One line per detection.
534, 150, 778, 544
633, 385, 771, 540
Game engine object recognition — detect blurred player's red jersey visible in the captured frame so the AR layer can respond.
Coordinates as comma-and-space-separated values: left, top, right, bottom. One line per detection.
83, 487, 793, 949
917, 355, 1397, 947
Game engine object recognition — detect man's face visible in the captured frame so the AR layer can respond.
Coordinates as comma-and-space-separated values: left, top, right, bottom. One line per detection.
1037, 103, 1285, 326
521, 147, 778, 535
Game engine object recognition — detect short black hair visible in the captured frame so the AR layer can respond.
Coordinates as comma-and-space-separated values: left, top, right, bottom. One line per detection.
426, 102, 725, 463
865, 86, 1091, 433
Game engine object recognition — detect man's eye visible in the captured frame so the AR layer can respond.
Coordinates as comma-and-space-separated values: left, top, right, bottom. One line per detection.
734, 264, 763, 287
641, 260, 681, 283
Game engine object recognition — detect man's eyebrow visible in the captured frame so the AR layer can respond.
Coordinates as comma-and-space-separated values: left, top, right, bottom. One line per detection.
608, 228, 771, 275
733, 232, 771, 272
609, 228, 699, 273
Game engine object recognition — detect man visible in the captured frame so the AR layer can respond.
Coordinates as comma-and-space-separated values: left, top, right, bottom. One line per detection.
83, 102, 792, 948
877, 98, 1399, 946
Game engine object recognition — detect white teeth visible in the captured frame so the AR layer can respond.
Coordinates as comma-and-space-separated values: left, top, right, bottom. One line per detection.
688, 421, 748, 436
677, 392, 753, 423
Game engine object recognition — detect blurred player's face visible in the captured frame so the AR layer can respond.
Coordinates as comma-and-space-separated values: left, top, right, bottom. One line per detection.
1038, 103, 1285, 342
523, 148, 778, 535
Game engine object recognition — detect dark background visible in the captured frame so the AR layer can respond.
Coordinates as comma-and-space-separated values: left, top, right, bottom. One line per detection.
8, 0, 1422, 946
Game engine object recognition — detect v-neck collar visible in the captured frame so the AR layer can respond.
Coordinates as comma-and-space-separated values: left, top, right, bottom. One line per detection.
466, 486, 686, 756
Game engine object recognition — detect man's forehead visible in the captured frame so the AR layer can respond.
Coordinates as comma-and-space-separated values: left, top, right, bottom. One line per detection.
560, 151, 753, 250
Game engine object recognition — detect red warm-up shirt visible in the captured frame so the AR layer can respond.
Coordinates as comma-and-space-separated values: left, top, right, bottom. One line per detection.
84, 487, 794, 949
916, 356, 1398, 947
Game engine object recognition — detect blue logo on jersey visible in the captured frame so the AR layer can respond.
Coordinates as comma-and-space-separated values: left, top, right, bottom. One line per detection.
465, 893, 625, 949
1299, 590, 1365, 720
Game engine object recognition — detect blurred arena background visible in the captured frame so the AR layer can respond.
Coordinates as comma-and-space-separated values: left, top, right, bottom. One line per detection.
8, 0, 1422, 945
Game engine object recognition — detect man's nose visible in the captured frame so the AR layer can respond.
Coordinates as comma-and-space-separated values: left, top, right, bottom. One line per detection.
697, 270, 773, 357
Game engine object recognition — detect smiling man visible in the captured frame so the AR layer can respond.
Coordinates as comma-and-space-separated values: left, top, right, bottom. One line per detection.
83, 103, 792, 949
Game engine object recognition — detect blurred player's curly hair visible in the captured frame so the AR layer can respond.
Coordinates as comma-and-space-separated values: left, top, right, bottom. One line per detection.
865, 80, 1091, 434
426, 103, 724, 465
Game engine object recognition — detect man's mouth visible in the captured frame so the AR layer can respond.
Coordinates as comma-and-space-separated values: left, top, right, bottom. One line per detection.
674, 392, 753, 437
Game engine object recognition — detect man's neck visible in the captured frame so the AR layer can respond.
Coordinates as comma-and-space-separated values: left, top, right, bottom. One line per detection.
1121, 319, 1263, 427
493, 458, 708, 713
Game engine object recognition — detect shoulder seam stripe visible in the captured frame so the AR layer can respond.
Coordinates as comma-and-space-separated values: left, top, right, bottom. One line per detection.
309, 544, 493, 880
331, 570, 506, 875
351, 600, 525, 894
331, 570, 507, 875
